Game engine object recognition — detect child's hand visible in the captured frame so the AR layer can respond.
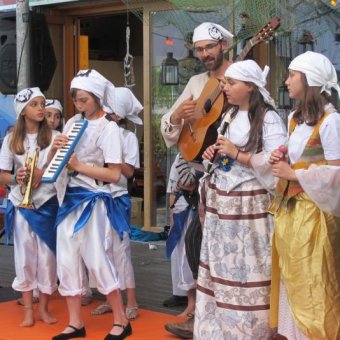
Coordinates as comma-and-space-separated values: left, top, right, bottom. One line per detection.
32, 167, 44, 188
202, 145, 215, 161
15, 167, 27, 185
269, 146, 287, 165
52, 134, 68, 152
67, 152, 81, 172
271, 161, 297, 181
215, 135, 238, 158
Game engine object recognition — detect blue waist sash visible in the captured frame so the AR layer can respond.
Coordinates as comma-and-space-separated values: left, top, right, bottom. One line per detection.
166, 207, 191, 258
5, 196, 58, 253
56, 186, 131, 239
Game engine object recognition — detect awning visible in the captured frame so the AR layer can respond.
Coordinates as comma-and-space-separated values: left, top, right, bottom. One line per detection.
0, 0, 80, 11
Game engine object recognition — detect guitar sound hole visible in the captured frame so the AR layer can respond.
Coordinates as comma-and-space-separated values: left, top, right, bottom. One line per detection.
204, 99, 212, 114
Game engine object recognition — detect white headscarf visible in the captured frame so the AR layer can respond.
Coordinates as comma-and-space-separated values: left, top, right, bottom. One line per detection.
107, 87, 143, 125
289, 51, 340, 98
225, 60, 275, 107
45, 99, 63, 114
14, 87, 45, 117
70, 69, 116, 108
192, 22, 233, 44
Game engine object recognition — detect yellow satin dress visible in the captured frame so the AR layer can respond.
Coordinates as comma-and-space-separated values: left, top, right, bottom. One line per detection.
270, 193, 340, 339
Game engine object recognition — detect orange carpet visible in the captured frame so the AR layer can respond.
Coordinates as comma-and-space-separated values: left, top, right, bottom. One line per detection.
0, 294, 186, 340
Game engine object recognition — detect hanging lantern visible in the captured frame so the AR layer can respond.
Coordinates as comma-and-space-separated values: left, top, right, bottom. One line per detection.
161, 52, 179, 85
278, 85, 292, 110
298, 30, 314, 53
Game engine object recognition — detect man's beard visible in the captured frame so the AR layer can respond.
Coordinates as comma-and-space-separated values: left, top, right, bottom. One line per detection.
201, 50, 224, 71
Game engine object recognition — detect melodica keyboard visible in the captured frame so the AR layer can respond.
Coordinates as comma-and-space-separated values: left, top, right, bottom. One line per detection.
41, 119, 88, 183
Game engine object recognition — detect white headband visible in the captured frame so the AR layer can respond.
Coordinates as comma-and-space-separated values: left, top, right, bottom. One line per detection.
225, 60, 275, 107
289, 51, 340, 98
45, 99, 63, 114
193, 22, 233, 44
14, 87, 45, 117
70, 69, 116, 108
107, 87, 143, 125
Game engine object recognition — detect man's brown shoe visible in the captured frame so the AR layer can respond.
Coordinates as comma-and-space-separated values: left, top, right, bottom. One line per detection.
164, 316, 194, 339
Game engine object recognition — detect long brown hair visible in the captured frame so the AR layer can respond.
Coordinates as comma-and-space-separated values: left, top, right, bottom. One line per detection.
9, 112, 52, 155
230, 84, 276, 153
292, 74, 336, 126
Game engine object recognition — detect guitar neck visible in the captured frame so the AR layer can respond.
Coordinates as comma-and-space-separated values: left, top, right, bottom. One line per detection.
235, 39, 254, 62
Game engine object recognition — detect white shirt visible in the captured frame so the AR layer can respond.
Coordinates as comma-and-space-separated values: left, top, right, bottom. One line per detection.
110, 127, 140, 198
0, 130, 59, 208
69, 116, 122, 192
226, 109, 287, 153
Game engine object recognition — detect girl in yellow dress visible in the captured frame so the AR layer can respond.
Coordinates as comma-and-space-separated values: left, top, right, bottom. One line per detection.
269, 51, 340, 340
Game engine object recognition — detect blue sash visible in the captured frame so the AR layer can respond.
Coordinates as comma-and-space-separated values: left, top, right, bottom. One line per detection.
5, 196, 58, 253
166, 207, 191, 258
56, 186, 131, 239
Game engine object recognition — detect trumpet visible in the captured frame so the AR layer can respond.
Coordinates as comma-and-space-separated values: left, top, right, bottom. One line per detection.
18, 148, 39, 209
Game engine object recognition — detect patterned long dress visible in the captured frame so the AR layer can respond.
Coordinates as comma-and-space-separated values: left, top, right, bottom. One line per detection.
194, 109, 286, 339
195, 165, 276, 339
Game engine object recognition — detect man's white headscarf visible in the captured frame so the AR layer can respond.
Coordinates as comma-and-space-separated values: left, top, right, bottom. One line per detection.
225, 60, 275, 107
289, 51, 340, 98
45, 99, 63, 114
192, 22, 233, 44
70, 69, 116, 108
108, 87, 143, 125
14, 87, 45, 117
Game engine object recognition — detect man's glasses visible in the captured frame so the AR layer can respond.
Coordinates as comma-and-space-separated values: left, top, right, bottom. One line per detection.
194, 41, 220, 54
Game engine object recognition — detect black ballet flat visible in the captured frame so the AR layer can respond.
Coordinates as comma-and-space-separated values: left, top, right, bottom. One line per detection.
52, 325, 86, 340
104, 322, 132, 340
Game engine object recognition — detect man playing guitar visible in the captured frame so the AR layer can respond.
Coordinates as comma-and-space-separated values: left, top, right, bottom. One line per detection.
161, 22, 234, 169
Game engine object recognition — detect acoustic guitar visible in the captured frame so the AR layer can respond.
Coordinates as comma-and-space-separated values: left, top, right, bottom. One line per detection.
178, 16, 281, 161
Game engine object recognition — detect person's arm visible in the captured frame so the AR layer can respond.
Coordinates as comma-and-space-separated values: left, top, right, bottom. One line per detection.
67, 154, 122, 183
0, 170, 15, 186
122, 162, 135, 179
160, 77, 197, 147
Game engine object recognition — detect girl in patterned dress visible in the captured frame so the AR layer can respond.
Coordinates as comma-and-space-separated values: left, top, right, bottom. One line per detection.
195, 60, 286, 339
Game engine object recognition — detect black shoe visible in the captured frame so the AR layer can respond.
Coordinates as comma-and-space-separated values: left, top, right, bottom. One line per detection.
52, 325, 86, 340
104, 322, 132, 340
162, 295, 188, 307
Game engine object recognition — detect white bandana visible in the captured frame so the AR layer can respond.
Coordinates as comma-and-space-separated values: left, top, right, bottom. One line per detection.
45, 99, 63, 114
192, 22, 233, 44
70, 69, 116, 108
105, 87, 143, 125
14, 87, 45, 117
225, 60, 275, 107
289, 51, 340, 98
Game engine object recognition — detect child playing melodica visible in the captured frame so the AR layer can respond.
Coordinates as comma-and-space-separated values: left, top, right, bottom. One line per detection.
51, 70, 131, 340
0, 87, 59, 327
269, 51, 340, 340
197, 59, 287, 338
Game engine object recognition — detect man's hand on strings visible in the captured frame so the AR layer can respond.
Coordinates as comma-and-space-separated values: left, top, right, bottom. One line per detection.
170, 95, 196, 124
